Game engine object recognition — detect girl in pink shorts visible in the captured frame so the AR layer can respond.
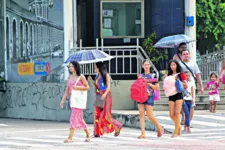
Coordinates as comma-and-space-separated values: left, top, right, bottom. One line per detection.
204, 73, 220, 113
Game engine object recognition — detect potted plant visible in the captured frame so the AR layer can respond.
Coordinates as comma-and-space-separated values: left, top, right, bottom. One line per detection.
143, 32, 168, 80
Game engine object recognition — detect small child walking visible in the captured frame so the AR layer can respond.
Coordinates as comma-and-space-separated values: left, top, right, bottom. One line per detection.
204, 73, 220, 113
182, 71, 195, 133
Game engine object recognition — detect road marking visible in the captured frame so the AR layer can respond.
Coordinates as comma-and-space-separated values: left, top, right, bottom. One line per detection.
156, 116, 225, 127
0, 129, 68, 135
0, 141, 53, 147
198, 136, 225, 139
0, 124, 8, 127
194, 115, 225, 121
9, 137, 63, 143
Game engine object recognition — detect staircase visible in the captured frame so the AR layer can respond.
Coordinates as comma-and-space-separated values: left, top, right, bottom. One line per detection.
153, 81, 225, 111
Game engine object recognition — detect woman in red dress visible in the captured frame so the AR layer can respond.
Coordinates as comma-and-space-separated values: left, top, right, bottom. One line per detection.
88, 62, 123, 137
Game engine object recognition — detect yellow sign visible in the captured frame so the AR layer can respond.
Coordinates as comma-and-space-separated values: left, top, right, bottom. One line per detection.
18, 63, 34, 76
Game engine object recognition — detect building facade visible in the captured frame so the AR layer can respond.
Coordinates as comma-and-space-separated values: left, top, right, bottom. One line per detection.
5, 0, 64, 82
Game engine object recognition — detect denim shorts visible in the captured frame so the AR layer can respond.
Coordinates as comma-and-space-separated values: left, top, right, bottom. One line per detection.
138, 96, 154, 106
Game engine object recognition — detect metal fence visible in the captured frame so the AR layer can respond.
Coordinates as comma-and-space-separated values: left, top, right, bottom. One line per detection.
70, 40, 159, 78
198, 50, 225, 81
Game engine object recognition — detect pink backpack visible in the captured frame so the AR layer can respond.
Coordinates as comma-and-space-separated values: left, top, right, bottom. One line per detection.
163, 75, 178, 97
130, 78, 149, 103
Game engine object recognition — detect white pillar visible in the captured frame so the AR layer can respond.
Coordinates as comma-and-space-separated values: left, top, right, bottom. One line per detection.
73, 0, 77, 48
185, 0, 196, 62
3, 0, 8, 80
63, 0, 74, 80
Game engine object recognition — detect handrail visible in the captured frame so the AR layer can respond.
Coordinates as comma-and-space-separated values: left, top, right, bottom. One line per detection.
198, 49, 225, 81
70, 45, 159, 78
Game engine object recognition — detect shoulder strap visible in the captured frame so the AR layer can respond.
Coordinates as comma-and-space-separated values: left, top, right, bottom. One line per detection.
177, 54, 196, 80
74, 75, 81, 86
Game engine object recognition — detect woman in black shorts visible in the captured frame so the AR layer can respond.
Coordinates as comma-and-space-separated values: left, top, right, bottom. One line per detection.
167, 60, 187, 137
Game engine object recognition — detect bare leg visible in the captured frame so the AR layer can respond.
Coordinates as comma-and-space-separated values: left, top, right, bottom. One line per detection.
209, 101, 213, 112
172, 100, 183, 137
84, 129, 91, 142
146, 105, 164, 137
213, 101, 217, 113
64, 129, 75, 143
138, 104, 146, 139
169, 101, 175, 122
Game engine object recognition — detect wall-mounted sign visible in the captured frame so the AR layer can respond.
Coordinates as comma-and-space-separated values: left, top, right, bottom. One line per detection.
34, 62, 50, 76
18, 63, 34, 76
103, 9, 113, 17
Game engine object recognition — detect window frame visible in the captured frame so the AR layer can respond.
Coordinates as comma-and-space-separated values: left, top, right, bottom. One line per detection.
100, 0, 145, 39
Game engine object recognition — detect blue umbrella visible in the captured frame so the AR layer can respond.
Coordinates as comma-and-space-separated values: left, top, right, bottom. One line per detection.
153, 34, 195, 48
64, 49, 114, 64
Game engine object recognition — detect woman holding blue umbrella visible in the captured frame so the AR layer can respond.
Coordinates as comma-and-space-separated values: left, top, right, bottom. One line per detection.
88, 62, 123, 137
60, 61, 91, 143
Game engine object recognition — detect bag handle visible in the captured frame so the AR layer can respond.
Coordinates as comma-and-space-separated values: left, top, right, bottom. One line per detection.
74, 75, 82, 87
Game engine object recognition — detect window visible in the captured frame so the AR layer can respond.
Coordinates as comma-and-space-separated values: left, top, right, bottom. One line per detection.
101, 0, 144, 38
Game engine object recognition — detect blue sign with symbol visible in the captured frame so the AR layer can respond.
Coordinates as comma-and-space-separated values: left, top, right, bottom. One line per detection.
34, 61, 50, 76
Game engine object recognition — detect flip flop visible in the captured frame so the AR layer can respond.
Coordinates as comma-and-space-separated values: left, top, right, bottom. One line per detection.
137, 135, 146, 139
64, 139, 73, 143
114, 129, 121, 137
171, 134, 179, 138
85, 137, 91, 142
157, 126, 164, 137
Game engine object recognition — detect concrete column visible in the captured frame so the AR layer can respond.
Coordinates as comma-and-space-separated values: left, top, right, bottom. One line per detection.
185, 0, 196, 62
63, 0, 74, 80
73, 0, 77, 48
3, 0, 8, 80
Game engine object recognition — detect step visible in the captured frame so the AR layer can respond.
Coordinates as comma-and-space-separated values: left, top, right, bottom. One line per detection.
159, 89, 225, 96
153, 102, 225, 111
158, 82, 225, 89
156, 95, 225, 103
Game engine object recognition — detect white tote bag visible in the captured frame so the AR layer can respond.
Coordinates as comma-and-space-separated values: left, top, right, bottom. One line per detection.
70, 76, 88, 109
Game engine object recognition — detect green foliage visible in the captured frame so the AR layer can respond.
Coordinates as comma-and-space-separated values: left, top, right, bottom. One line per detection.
143, 32, 168, 69
197, 0, 225, 51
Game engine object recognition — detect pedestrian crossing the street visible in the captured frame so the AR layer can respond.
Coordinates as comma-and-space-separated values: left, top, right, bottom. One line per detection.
0, 114, 225, 149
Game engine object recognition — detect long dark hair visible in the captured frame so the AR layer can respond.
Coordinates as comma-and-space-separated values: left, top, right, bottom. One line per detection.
68, 61, 81, 76
96, 62, 108, 85
167, 60, 182, 76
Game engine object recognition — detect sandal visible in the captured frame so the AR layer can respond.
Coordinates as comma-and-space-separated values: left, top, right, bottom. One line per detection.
85, 137, 91, 142
181, 120, 185, 125
171, 134, 178, 138
64, 139, 73, 143
92, 134, 100, 138
157, 126, 164, 137
138, 135, 146, 139
114, 129, 121, 137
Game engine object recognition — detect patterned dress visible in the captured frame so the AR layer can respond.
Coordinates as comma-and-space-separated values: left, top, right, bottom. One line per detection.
68, 77, 88, 129
94, 75, 123, 136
